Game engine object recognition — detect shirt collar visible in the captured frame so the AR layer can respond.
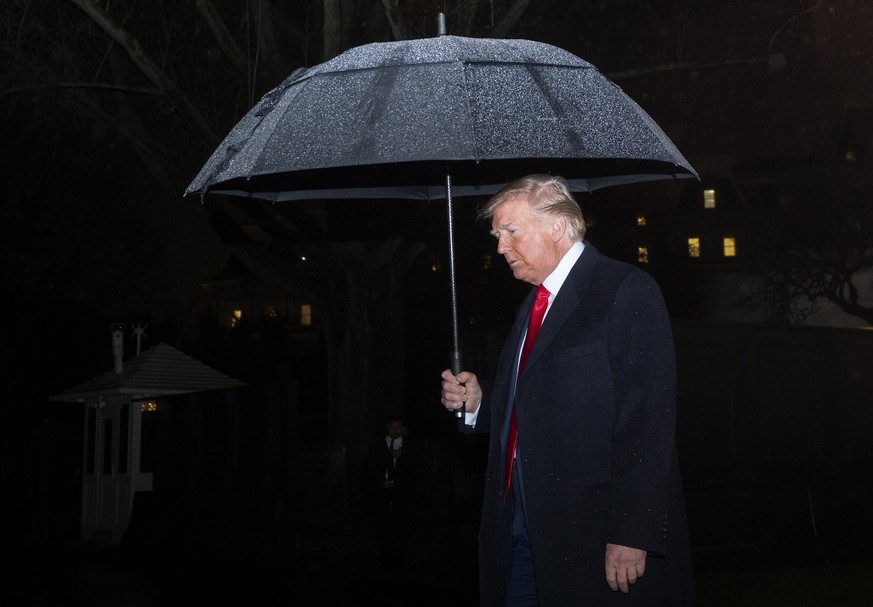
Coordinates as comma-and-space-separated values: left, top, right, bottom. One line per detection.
387, 435, 403, 447
542, 240, 585, 299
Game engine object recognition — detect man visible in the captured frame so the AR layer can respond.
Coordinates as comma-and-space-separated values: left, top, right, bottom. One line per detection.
365, 417, 422, 575
441, 175, 695, 605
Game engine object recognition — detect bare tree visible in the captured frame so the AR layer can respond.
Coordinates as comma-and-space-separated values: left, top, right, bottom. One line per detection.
4, 0, 868, 438
0, 0, 540, 437
739, 159, 873, 325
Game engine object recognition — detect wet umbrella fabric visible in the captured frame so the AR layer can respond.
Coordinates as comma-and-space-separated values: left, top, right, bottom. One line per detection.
186, 35, 696, 201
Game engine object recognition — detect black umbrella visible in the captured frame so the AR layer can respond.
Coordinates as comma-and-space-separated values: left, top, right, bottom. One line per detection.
186, 21, 697, 405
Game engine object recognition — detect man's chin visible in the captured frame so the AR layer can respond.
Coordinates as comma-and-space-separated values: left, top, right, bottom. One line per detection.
507, 264, 533, 284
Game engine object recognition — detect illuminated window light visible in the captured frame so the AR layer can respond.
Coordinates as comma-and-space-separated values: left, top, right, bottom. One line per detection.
140, 401, 158, 413
231, 309, 242, 328
636, 215, 647, 226
301, 304, 312, 326
703, 189, 716, 209
637, 246, 649, 264
723, 237, 736, 257
688, 237, 701, 258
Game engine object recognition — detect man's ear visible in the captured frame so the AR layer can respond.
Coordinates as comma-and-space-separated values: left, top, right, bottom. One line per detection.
551, 216, 567, 242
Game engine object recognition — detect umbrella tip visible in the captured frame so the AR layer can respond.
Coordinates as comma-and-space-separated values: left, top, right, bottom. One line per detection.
437, 12, 446, 36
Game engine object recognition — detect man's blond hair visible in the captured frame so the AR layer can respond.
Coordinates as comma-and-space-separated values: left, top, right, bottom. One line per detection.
479, 174, 587, 240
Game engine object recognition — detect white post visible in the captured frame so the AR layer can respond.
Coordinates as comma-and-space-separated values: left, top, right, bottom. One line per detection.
112, 324, 124, 374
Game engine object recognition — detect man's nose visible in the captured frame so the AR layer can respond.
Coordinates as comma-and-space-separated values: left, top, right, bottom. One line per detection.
496, 235, 509, 254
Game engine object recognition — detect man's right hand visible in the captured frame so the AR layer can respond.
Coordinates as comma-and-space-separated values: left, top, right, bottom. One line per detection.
440, 369, 482, 414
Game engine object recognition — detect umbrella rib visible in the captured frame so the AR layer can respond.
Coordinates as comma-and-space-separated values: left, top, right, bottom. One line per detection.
297, 59, 593, 81
457, 61, 481, 164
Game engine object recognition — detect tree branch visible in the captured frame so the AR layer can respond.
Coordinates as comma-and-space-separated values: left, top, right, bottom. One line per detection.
380, 0, 406, 40
607, 56, 769, 81
69, 84, 197, 195
67, 0, 220, 149
489, 0, 532, 39
825, 291, 873, 325
1, 81, 162, 98
194, 0, 251, 80
250, 0, 298, 79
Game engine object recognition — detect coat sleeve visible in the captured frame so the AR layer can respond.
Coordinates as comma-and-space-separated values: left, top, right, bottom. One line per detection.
604, 269, 677, 556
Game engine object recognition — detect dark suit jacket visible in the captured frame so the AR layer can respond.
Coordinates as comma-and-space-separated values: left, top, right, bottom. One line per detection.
473, 243, 696, 606
365, 439, 422, 516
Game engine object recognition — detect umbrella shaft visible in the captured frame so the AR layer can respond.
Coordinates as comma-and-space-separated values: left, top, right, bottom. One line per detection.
446, 173, 462, 375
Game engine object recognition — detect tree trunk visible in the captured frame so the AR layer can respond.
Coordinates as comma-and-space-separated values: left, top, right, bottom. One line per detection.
325, 238, 424, 439
323, 0, 342, 61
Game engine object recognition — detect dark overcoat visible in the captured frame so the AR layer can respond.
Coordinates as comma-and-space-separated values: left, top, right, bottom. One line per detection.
473, 244, 696, 606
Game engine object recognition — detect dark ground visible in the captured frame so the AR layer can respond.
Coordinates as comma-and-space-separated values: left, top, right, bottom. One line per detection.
6, 503, 873, 606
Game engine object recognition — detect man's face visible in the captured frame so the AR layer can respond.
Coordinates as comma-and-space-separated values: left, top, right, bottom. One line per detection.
387, 421, 404, 439
490, 194, 559, 285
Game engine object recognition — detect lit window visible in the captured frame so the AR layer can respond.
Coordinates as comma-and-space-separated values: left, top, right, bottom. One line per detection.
301, 304, 312, 326
637, 246, 649, 264
140, 401, 158, 412
636, 215, 647, 226
723, 237, 736, 257
703, 189, 716, 209
688, 237, 701, 258
231, 309, 242, 327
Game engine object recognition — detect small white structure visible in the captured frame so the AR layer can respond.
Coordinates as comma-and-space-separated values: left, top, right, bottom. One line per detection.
50, 331, 245, 542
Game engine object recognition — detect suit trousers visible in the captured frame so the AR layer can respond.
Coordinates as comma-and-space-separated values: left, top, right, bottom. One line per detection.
506, 466, 538, 606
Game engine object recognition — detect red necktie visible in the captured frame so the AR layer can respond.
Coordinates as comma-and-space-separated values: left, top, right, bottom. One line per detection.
503, 284, 550, 503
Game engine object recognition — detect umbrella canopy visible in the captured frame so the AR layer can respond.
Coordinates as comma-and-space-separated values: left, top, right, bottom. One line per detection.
186, 34, 696, 201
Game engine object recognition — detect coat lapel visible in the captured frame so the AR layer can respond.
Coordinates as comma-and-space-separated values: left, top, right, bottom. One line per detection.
520, 243, 599, 375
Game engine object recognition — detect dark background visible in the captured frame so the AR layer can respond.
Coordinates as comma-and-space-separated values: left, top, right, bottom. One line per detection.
2, 1, 872, 604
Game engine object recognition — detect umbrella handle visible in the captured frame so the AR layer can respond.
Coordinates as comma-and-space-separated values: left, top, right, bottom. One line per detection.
450, 350, 462, 377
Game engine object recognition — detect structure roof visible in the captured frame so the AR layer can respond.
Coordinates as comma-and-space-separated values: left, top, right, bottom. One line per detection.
50, 343, 246, 402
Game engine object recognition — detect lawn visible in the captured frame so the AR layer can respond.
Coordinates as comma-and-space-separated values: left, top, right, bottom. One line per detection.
696, 559, 873, 606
